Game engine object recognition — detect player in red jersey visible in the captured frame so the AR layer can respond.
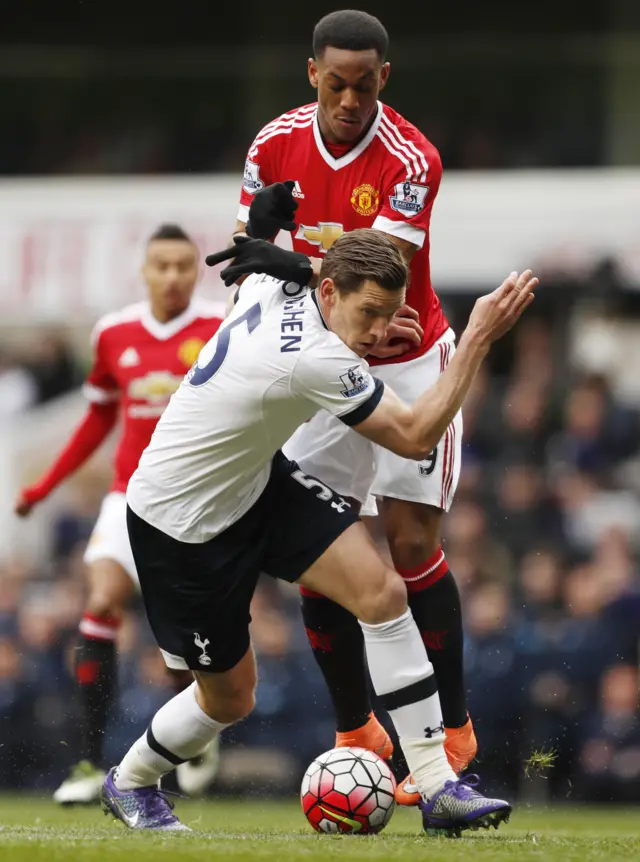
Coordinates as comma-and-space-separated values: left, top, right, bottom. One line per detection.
231, 11, 476, 805
14, 225, 223, 805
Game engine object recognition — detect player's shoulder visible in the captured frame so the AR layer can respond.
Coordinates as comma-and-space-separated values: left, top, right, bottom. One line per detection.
249, 103, 316, 152
90, 302, 148, 347
298, 300, 362, 367
378, 102, 442, 177
188, 297, 225, 323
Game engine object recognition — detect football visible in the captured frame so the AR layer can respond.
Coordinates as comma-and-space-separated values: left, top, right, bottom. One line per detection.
300, 746, 396, 835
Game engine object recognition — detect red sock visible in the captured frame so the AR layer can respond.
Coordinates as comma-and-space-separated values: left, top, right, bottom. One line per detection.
398, 549, 468, 728
300, 589, 372, 732
75, 613, 120, 765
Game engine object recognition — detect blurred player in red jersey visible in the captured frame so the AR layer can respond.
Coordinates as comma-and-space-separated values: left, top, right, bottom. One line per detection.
14, 225, 223, 804
231, 11, 476, 805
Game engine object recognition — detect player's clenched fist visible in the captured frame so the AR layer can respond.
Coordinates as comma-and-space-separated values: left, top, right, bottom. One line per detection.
467, 270, 538, 345
246, 180, 299, 240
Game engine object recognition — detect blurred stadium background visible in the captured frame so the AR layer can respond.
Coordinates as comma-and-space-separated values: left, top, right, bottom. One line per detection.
1, 1, 640, 808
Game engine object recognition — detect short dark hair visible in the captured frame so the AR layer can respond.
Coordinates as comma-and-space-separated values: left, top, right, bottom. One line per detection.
147, 223, 193, 244
319, 229, 407, 294
313, 10, 389, 61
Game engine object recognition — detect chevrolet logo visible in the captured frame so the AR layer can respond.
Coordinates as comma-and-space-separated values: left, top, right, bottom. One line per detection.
296, 222, 344, 253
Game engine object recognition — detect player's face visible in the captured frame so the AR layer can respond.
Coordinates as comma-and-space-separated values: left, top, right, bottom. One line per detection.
143, 240, 199, 321
309, 48, 390, 145
320, 278, 405, 358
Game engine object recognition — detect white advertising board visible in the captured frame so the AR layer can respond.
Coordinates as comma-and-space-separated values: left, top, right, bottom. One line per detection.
0, 169, 639, 323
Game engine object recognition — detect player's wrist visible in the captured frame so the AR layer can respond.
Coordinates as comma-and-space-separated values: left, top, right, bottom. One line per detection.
21, 483, 48, 505
458, 327, 491, 357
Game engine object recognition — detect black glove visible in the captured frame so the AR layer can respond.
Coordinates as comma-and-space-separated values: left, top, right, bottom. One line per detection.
246, 180, 298, 240
206, 235, 313, 287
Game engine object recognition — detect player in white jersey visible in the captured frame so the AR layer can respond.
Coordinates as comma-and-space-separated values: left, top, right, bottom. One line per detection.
101, 230, 537, 835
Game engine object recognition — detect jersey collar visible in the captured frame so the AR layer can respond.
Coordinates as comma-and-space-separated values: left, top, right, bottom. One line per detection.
313, 102, 383, 171
141, 300, 200, 341
310, 289, 329, 330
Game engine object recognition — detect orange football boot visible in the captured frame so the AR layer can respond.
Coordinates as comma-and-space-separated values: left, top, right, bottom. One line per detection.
335, 711, 394, 761
394, 715, 478, 806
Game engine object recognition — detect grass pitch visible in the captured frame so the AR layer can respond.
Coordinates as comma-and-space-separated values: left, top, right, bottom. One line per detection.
0, 796, 638, 862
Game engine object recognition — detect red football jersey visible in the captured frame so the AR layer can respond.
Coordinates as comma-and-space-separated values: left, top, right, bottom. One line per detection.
238, 101, 448, 365
83, 299, 222, 492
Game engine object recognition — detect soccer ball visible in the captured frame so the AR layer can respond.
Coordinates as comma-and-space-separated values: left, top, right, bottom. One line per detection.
300, 746, 396, 835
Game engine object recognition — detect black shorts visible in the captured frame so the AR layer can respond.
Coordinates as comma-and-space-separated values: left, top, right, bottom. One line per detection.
126, 451, 359, 673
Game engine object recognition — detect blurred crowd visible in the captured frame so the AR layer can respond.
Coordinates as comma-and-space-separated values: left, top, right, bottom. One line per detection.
0, 300, 639, 803
0, 332, 82, 422
1, 106, 598, 177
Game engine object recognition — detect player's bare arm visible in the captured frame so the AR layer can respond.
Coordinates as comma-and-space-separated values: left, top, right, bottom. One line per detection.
353, 270, 538, 459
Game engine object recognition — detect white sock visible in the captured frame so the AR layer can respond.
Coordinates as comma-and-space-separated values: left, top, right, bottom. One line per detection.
359, 608, 457, 799
115, 682, 231, 790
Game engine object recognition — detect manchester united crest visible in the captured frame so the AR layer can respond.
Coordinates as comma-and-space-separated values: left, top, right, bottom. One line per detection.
350, 183, 380, 216
178, 337, 205, 367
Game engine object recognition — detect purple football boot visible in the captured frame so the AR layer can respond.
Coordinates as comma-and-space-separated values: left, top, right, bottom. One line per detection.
100, 767, 190, 832
420, 774, 511, 838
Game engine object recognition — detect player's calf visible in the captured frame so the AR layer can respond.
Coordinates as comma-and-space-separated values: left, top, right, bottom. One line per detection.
193, 670, 256, 725
112, 650, 255, 795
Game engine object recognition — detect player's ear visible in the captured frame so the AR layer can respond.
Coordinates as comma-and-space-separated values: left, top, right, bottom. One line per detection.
319, 277, 336, 307
379, 62, 391, 91
308, 58, 319, 90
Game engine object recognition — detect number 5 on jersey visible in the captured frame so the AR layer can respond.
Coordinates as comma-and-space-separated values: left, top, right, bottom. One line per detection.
292, 470, 352, 513
188, 303, 262, 386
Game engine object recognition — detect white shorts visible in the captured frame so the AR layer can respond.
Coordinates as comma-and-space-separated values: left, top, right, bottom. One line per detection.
284, 328, 462, 513
83, 491, 139, 586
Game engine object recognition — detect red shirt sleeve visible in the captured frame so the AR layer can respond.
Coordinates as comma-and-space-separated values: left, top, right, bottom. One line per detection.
83, 325, 120, 404
238, 124, 277, 221
373, 145, 443, 250
19, 324, 122, 506
20, 402, 119, 505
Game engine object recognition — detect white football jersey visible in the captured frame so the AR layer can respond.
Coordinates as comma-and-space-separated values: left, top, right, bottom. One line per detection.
127, 274, 384, 542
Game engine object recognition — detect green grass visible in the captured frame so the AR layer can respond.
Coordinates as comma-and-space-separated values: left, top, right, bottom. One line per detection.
0, 796, 638, 862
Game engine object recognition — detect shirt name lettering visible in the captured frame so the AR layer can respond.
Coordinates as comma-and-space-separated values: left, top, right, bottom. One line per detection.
280, 297, 305, 353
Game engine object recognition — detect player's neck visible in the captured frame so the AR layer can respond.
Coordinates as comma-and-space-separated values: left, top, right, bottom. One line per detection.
149, 302, 190, 325
315, 292, 331, 328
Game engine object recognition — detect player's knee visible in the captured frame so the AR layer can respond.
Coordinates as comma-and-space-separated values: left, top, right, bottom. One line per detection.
214, 689, 255, 724
86, 560, 132, 619
85, 591, 125, 621
197, 680, 255, 724
355, 568, 407, 624
388, 531, 438, 570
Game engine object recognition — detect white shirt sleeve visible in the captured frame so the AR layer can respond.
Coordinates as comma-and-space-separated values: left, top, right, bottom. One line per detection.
291, 335, 384, 426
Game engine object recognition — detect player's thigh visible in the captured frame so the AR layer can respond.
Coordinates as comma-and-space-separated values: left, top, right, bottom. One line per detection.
283, 409, 375, 505
126, 504, 264, 675
371, 333, 463, 511
84, 492, 140, 587
296, 522, 407, 624
380, 499, 443, 568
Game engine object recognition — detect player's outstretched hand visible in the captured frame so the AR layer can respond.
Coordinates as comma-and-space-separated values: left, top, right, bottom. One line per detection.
14, 490, 36, 518
368, 304, 424, 359
206, 236, 313, 287
246, 180, 299, 240
467, 270, 538, 345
